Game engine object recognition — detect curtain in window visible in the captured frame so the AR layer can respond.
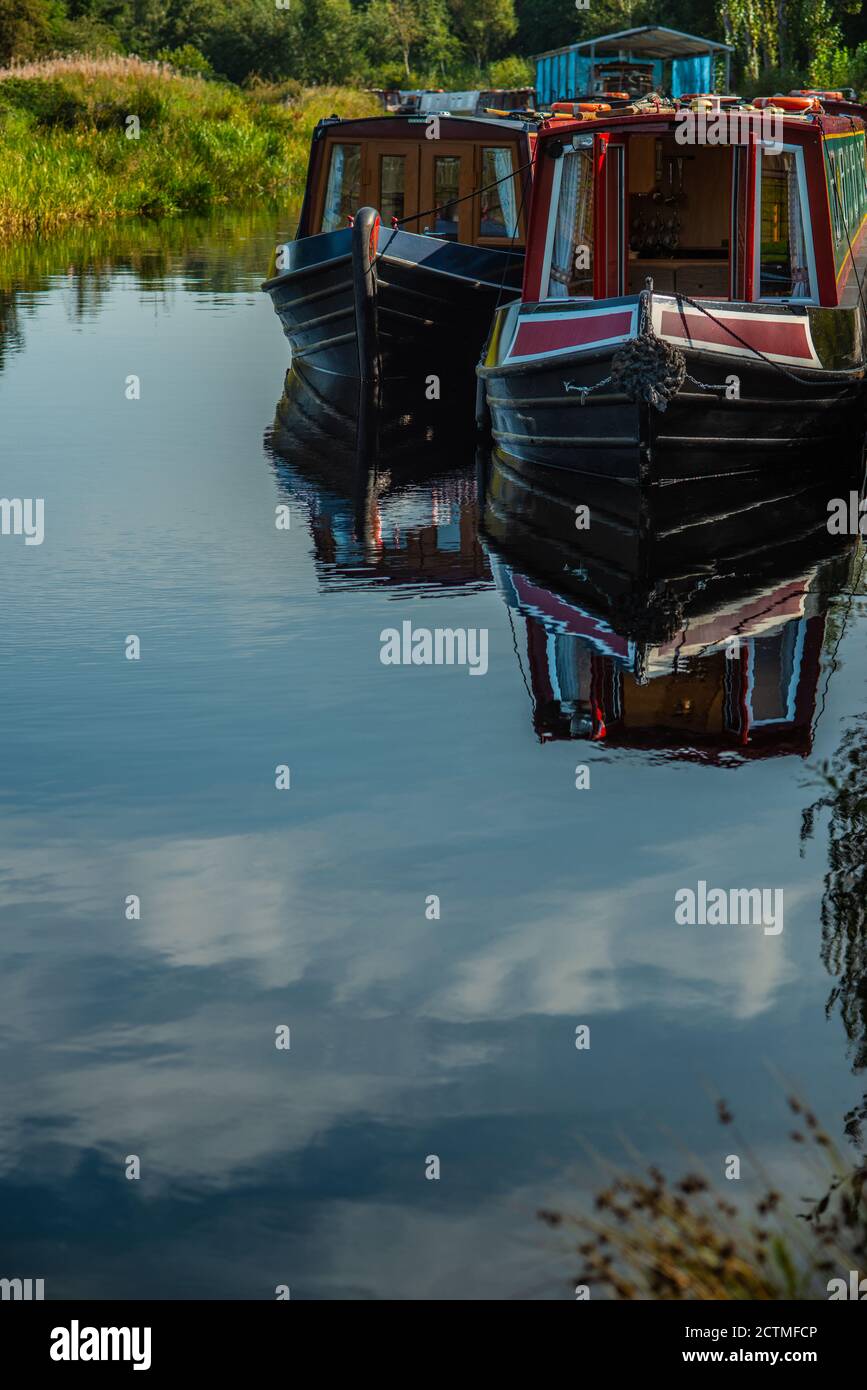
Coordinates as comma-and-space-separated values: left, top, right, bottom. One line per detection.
548, 150, 580, 297
786, 154, 810, 297
322, 147, 345, 233
492, 148, 518, 237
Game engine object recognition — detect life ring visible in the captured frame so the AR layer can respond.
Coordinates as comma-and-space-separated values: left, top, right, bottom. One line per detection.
753, 95, 819, 112
790, 89, 843, 100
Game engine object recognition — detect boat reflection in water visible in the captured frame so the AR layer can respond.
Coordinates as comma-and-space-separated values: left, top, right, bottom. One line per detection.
481, 449, 863, 761
265, 368, 488, 592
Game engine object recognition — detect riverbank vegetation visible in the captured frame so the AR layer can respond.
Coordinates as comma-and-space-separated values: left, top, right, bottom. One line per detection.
2, 1, 866, 97
2, 1, 866, 239
0, 57, 377, 238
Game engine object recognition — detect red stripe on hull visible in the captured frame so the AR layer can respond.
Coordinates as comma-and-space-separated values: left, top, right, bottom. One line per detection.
509, 309, 633, 359
659, 307, 814, 361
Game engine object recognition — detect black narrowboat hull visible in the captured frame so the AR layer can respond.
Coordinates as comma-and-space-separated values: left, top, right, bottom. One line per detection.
478, 293, 867, 482
263, 212, 523, 409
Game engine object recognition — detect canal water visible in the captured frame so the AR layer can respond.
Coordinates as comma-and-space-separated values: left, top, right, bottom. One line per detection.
1, 208, 866, 1299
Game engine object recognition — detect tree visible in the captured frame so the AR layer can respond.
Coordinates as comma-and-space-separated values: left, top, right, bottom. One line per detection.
449, 0, 516, 75
0, 0, 53, 65
365, 0, 426, 79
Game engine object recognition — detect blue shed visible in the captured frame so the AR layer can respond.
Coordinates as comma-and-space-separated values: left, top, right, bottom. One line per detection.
533, 25, 734, 107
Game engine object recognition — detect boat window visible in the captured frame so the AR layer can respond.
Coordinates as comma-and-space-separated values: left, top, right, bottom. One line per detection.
545, 149, 594, 298
434, 156, 461, 239
380, 154, 406, 223
758, 151, 811, 298
321, 144, 361, 233
480, 147, 519, 238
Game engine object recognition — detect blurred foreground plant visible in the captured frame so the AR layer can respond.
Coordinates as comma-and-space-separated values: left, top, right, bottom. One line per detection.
539, 1098, 867, 1299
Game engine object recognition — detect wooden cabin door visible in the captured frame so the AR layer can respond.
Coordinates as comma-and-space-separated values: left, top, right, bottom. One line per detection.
361, 141, 420, 230
417, 143, 477, 241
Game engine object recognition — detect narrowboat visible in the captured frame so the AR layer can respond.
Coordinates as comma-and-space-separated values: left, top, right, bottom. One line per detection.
477, 93, 867, 483
262, 113, 536, 423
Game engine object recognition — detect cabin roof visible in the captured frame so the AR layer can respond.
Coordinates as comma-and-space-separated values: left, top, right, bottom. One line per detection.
533, 25, 734, 62
537, 103, 865, 145
314, 113, 538, 139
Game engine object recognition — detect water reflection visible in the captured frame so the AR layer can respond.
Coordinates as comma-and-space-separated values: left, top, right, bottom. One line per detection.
481, 449, 863, 762
266, 371, 488, 593
0, 205, 291, 365
3, 208, 867, 1299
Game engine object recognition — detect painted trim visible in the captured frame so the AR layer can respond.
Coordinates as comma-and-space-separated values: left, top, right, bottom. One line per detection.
539, 152, 565, 298
653, 298, 821, 366
504, 302, 638, 362
753, 142, 819, 306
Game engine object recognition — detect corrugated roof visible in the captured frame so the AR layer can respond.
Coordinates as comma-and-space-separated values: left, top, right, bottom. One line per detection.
533, 25, 734, 61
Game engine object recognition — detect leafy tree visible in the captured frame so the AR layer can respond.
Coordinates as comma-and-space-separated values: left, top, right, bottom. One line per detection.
0, 0, 53, 65
487, 55, 533, 88
448, 0, 516, 75
364, 0, 425, 79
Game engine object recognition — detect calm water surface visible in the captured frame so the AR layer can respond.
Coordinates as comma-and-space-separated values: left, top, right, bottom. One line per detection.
1, 208, 866, 1299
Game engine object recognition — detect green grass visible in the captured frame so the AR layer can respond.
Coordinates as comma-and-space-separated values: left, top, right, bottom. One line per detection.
0, 56, 379, 239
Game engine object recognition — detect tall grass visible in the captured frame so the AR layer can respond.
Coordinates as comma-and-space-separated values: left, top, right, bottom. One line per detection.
0, 57, 378, 239
539, 1094, 867, 1299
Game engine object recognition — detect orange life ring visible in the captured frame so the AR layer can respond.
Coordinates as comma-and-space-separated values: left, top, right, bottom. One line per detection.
754, 94, 819, 112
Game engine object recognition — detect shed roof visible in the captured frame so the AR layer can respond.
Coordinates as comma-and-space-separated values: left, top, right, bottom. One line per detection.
533, 25, 734, 61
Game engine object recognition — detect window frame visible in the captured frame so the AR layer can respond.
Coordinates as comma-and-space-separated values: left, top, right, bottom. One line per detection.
316, 140, 363, 234
540, 137, 595, 302
753, 142, 818, 305
474, 143, 525, 247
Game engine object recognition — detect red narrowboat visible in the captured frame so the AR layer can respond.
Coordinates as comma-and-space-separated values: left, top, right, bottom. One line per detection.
477, 94, 867, 482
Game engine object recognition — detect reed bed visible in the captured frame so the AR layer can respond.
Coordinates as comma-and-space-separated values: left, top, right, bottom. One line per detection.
0, 59, 378, 239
